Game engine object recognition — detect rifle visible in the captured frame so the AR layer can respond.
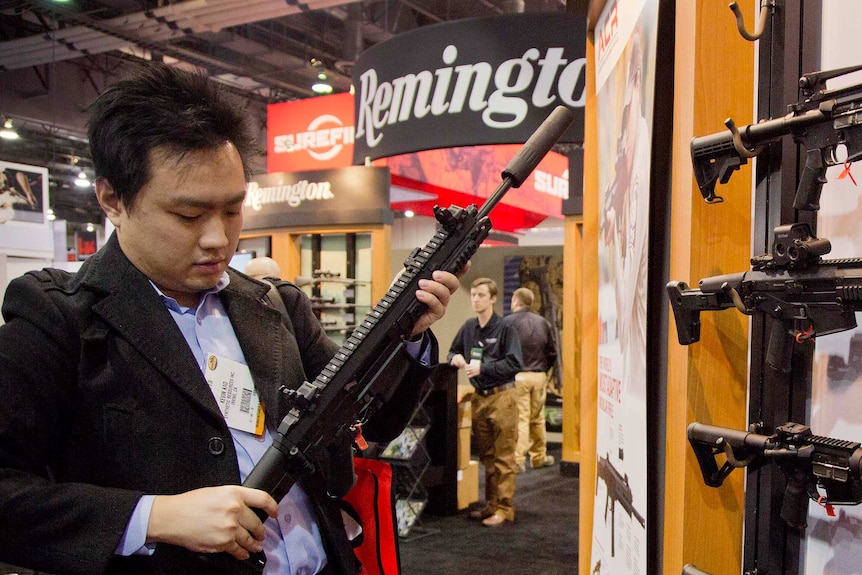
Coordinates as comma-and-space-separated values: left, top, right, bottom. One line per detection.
229, 106, 574, 570
595, 453, 646, 557
688, 421, 862, 531
689, 64, 862, 210
666, 221, 862, 372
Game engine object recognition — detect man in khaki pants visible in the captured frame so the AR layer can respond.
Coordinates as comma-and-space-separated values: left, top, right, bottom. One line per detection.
448, 278, 522, 527
505, 287, 557, 473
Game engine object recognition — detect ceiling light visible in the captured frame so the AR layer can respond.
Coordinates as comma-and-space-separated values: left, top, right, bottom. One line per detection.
312, 74, 333, 94
0, 118, 19, 140
47, 209, 56, 221
404, 210, 415, 218
75, 173, 90, 188
86, 223, 95, 232
310, 58, 333, 95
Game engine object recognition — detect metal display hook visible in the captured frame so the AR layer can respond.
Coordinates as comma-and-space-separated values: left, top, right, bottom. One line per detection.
729, 0, 776, 42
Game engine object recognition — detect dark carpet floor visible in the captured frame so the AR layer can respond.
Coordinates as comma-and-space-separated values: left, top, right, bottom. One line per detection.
399, 444, 580, 575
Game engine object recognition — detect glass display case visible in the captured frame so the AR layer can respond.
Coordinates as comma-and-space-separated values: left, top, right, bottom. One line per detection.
298, 232, 372, 345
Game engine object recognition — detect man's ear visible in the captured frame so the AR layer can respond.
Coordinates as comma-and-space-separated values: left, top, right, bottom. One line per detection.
94, 179, 123, 227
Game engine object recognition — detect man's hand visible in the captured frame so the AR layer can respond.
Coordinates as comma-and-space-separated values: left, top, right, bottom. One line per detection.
449, 353, 468, 369
462, 362, 480, 379
409, 268, 464, 337
450, 353, 478, 377
148, 486, 278, 560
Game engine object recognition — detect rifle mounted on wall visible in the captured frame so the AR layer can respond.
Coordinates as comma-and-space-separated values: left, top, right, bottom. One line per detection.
690, 64, 862, 210
667, 222, 862, 372
688, 421, 862, 532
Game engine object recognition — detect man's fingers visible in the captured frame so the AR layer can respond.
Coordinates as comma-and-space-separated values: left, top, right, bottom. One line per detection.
432, 270, 461, 295
228, 540, 252, 560
237, 529, 263, 553
239, 487, 279, 520
238, 504, 268, 542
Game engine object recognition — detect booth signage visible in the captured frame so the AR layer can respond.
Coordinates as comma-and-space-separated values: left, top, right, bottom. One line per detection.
267, 93, 355, 173
352, 12, 586, 162
242, 166, 392, 230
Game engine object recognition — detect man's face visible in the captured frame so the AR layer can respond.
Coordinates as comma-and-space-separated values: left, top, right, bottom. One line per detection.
470, 284, 496, 315
105, 142, 247, 307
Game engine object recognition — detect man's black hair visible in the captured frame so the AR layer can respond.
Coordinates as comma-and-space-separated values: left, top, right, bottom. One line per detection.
87, 61, 258, 209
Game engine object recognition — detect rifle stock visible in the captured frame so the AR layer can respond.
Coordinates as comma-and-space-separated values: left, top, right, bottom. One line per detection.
220, 106, 574, 570
690, 64, 862, 210
688, 421, 862, 531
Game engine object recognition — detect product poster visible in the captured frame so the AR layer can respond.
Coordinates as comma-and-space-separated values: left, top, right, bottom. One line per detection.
590, 0, 658, 573
805, 4, 862, 572
0, 161, 53, 259
0, 161, 45, 224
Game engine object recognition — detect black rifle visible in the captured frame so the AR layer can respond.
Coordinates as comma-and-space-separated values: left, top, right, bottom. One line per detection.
226, 106, 574, 570
666, 222, 862, 372
595, 453, 646, 557
689, 64, 862, 210
688, 421, 862, 531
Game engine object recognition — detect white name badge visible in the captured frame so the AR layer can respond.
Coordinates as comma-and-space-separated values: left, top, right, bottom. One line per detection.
204, 353, 265, 435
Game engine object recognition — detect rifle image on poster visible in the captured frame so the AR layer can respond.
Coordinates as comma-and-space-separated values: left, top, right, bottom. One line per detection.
595, 453, 646, 557
688, 421, 862, 532
218, 106, 574, 570
666, 221, 862, 372
690, 64, 862, 210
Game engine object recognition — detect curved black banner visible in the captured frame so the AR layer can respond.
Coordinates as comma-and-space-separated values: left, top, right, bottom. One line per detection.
352, 12, 586, 163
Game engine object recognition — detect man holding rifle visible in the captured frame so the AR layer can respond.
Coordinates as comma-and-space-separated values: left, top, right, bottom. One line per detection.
0, 61, 459, 575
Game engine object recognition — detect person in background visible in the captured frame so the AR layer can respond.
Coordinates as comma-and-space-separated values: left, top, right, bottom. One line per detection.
0, 60, 460, 575
505, 287, 557, 473
244, 256, 282, 281
448, 277, 522, 527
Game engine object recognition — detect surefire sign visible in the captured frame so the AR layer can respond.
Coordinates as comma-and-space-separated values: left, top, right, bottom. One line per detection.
267, 93, 356, 173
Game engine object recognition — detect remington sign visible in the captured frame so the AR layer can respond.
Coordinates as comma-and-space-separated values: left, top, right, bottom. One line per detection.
246, 179, 334, 210
352, 12, 585, 162
242, 166, 391, 230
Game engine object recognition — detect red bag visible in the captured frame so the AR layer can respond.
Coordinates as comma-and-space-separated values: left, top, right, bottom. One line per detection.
341, 458, 401, 575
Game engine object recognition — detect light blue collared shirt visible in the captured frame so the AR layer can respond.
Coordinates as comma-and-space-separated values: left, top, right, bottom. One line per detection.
117, 273, 431, 575
119, 274, 326, 575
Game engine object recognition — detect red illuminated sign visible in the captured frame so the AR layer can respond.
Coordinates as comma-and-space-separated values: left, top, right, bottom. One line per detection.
267, 93, 355, 173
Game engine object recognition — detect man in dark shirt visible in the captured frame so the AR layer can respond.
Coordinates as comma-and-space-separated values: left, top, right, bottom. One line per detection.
448, 278, 522, 527
505, 287, 558, 473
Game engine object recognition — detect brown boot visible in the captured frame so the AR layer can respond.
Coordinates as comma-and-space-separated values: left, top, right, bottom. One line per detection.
468, 505, 495, 521
481, 512, 513, 527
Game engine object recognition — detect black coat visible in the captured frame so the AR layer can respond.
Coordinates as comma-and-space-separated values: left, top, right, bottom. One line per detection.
0, 234, 433, 575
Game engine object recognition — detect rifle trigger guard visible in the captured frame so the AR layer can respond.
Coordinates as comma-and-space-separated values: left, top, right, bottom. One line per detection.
725, 118, 765, 159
